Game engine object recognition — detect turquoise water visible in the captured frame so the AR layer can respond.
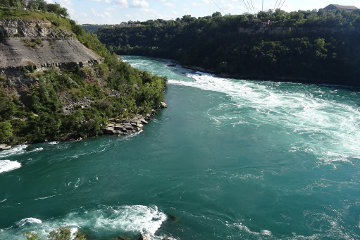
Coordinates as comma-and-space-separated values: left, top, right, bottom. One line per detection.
1, 56, 360, 240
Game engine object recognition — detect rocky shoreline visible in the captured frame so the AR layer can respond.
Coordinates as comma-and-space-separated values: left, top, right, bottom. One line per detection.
102, 102, 167, 136
0, 102, 167, 150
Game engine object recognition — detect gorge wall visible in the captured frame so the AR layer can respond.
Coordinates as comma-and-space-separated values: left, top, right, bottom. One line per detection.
0, 20, 100, 71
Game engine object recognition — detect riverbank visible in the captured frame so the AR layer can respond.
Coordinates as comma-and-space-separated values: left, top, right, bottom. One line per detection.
103, 102, 167, 136
0, 101, 167, 150
96, 9, 360, 87
178, 63, 360, 90
152, 57, 360, 89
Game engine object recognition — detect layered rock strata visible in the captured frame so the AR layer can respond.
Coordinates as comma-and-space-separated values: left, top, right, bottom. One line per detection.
0, 20, 100, 70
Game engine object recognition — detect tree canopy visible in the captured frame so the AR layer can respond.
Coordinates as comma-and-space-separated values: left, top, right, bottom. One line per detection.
0, 0, 68, 17
95, 8, 360, 86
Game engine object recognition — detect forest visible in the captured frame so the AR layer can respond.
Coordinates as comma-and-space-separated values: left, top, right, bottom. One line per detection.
95, 9, 360, 86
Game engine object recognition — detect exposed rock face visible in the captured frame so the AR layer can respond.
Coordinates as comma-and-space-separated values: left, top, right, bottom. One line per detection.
0, 20, 65, 38
103, 114, 150, 136
0, 38, 100, 69
0, 20, 100, 70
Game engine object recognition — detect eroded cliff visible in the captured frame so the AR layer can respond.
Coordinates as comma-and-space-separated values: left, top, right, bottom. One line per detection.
0, 19, 100, 70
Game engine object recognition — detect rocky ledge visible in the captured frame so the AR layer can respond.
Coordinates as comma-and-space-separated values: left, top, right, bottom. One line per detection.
0, 102, 167, 150
103, 102, 167, 136
103, 114, 149, 136
0, 144, 11, 150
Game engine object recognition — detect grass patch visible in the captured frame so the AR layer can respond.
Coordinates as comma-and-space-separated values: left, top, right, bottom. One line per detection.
22, 38, 43, 48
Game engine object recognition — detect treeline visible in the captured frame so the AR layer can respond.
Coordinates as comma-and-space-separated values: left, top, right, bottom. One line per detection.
0, 0, 68, 17
0, 8, 166, 145
95, 9, 360, 86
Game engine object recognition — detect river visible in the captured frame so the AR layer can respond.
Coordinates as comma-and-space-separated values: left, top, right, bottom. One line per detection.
0, 56, 360, 239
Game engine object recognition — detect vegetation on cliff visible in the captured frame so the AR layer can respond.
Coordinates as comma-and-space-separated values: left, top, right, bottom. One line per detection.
0, 0, 68, 17
95, 8, 360, 86
0, 2, 166, 145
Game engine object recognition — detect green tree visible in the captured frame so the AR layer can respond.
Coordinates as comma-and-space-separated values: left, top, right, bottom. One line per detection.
26, 0, 47, 11
212, 12, 222, 18
46, 3, 68, 17
314, 38, 328, 59
0, 121, 13, 143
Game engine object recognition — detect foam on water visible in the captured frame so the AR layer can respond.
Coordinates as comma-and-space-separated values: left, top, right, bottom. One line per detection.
0, 145, 27, 159
0, 160, 21, 174
0, 205, 167, 239
0, 146, 43, 160
228, 212, 355, 240
28, 147, 44, 153
17, 218, 42, 227
34, 195, 56, 201
227, 222, 272, 237
169, 72, 360, 164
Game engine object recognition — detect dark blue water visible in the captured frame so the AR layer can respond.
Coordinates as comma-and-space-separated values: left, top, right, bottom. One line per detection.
1, 56, 360, 240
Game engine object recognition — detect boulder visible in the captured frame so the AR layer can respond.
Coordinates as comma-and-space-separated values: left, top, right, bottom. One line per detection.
138, 234, 152, 240
167, 214, 178, 223
160, 102, 167, 108
103, 114, 149, 136
0, 144, 11, 150
140, 118, 148, 124
103, 126, 117, 134
124, 123, 134, 130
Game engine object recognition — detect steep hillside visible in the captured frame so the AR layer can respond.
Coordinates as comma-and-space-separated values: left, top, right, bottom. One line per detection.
0, 9, 166, 147
95, 9, 360, 86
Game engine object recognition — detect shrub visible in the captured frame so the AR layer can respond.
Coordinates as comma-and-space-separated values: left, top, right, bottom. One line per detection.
0, 121, 13, 143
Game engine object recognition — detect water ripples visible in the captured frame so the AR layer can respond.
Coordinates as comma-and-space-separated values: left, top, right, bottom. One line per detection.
169, 72, 360, 166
